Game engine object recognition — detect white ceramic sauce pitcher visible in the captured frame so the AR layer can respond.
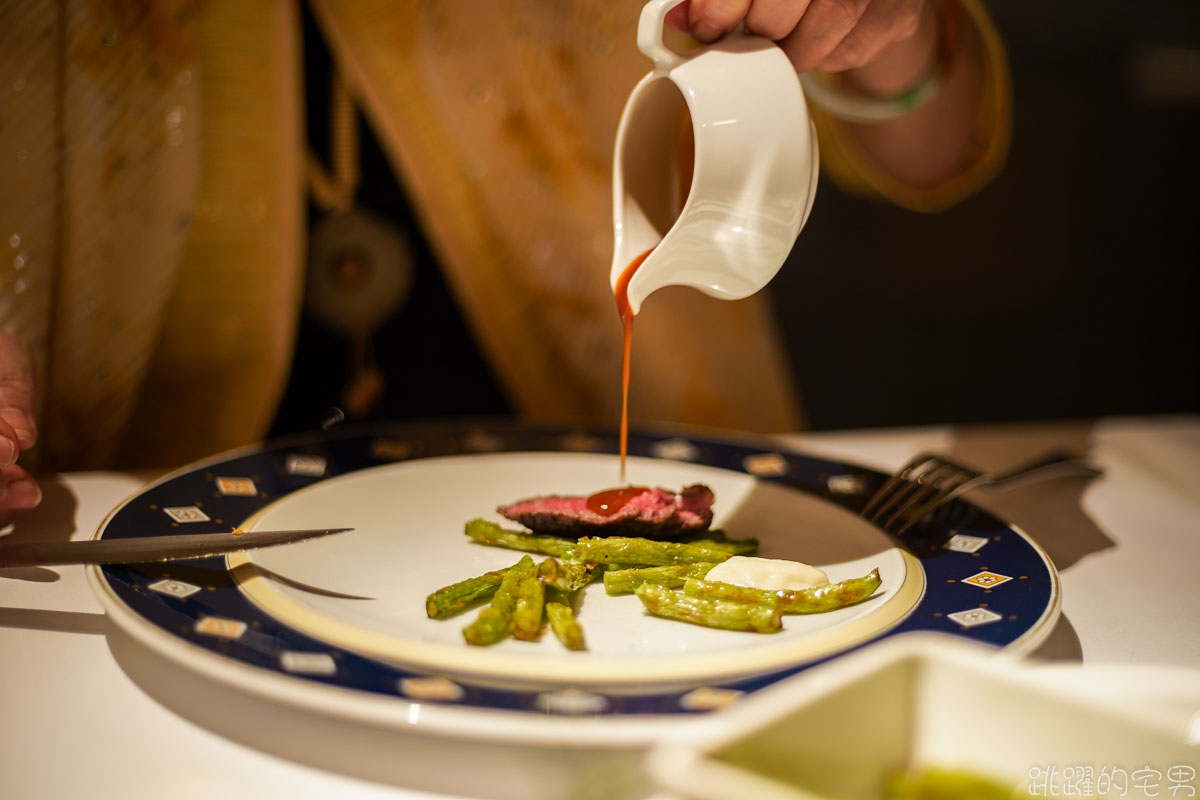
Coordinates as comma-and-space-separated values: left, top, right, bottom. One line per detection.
611, 0, 819, 315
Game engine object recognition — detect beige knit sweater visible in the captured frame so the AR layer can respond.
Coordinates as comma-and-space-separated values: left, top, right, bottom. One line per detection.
1, 0, 1008, 472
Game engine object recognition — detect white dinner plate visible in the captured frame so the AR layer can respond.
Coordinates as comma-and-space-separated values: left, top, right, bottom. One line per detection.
232, 451, 920, 690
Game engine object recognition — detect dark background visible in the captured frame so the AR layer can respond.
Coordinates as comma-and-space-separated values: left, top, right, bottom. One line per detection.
272, 1, 1199, 437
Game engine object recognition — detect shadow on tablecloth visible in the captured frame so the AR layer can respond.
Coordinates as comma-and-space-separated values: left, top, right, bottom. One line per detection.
0, 475, 108, 634
943, 420, 1113, 663
0, 475, 79, 583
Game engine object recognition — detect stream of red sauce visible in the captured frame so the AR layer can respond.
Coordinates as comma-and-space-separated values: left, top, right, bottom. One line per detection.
613, 246, 655, 486
583, 246, 659, 518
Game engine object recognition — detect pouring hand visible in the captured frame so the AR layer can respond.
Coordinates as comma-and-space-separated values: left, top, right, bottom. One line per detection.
671, 0, 991, 193
669, 0, 929, 76
0, 333, 41, 525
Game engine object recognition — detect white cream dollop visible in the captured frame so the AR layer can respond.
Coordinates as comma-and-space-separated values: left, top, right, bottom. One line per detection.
704, 556, 829, 591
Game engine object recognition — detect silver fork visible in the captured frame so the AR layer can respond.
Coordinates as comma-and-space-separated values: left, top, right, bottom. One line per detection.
861, 450, 1103, 536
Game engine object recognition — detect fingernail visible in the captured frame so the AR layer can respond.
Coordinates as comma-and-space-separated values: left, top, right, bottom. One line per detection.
1, 409, 36, 447
23, 479, 42, 509
7, 476, 42, 509
0, 437, 14, 466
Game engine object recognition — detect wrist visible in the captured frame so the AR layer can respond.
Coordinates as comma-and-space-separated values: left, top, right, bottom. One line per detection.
799, 0, 959, 123
841, 1, 944, 100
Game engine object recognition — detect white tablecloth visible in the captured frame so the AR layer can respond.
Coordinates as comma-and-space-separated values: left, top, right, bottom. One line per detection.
2, 415, 1197, 799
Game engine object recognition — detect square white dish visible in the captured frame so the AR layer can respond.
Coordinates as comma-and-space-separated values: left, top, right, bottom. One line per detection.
647, 633, 1198, 800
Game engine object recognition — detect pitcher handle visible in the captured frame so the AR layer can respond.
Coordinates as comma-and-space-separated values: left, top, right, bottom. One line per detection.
637, 0, 689, 72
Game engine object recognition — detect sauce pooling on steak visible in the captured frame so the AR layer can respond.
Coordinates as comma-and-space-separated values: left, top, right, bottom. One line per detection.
585, 485, 651, 516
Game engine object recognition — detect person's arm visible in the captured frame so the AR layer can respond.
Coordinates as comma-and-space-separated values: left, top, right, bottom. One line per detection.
829, 0, 986, 189
672, 0, 1002, 201
0, 333, 41, 525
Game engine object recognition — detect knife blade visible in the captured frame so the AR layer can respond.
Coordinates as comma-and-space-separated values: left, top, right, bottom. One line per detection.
0, 527, 354, 567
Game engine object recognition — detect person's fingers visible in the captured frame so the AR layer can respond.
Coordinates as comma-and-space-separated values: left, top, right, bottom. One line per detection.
674, 0, 925, 74
777, 0, 871, 72
666, 1, 692, 34
816, 0, 922, 72
0, 333, 37, 454
687, 0, 752, 42
0, 420, 17, 467
0, 463, 41, 527
744, 0, 812, 41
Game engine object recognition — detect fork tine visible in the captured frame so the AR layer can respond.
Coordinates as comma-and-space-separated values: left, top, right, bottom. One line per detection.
866, 478, 925, 525
886, 463, 976, 536
862, 453, 941, 524
861, 454, 932, 520
861, 472, 914, 520
864, 455, 980, 535
874, 460, 958, 532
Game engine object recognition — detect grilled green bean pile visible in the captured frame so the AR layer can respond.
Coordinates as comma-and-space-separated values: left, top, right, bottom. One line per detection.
425, 518, 880, 649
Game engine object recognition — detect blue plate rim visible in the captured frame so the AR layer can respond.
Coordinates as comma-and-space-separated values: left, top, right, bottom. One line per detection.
90, 419, 1060, 720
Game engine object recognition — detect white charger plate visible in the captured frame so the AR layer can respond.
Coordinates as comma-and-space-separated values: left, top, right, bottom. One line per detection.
88, 421, 1060, 763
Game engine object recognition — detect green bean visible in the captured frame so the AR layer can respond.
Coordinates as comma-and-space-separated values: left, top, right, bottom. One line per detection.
425, 564, 512, 619
678, 530, 760, 556
511, 564, 547, 641
543, 585, 586, 650
574, 536, 732, 566
682, 568, 882, 614
463, 518, 577, 558
538, 558, 599, 591
634, 582, 782, 633
602, 563, 718, 595
462, 555, 534, 646
536, 557, 559, 583
687, 538, 759, 556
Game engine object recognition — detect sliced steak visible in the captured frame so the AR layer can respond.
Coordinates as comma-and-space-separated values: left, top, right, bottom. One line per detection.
496, 484, 715, 539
